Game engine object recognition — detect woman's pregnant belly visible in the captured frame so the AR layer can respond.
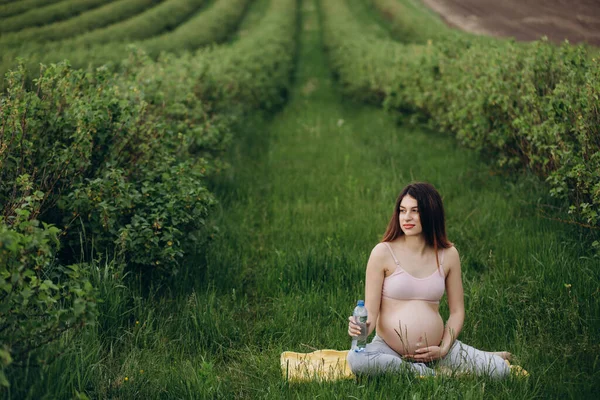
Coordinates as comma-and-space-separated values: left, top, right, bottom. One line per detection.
377, 297, 444, 356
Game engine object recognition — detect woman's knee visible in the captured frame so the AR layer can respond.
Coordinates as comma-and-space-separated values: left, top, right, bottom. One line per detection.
347, 350, 370, 374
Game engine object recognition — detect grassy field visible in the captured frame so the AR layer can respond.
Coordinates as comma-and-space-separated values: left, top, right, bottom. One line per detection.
3, 0, 599, 398
198, 0, 598, 397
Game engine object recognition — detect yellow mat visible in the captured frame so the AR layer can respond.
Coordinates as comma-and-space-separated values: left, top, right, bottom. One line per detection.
280, 350, 528, 382
280, 350, 354, 382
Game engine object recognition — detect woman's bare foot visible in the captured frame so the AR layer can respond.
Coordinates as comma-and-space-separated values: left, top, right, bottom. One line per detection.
492, 351, 512, 361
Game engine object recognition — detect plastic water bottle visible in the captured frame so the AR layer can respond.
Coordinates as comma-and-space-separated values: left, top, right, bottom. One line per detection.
351, 300, 368, 352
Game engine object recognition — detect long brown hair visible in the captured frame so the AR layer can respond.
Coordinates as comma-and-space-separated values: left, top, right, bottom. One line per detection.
381, 182, 453, 270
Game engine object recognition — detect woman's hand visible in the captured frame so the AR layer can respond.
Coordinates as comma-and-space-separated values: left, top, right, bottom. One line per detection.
405, 345, 447, 362
347, 316, 369, 337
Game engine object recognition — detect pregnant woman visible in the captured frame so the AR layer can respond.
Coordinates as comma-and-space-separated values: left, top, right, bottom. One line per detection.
347, 182, 511, 378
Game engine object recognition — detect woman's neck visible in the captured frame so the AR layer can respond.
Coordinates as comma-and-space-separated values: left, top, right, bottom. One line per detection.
400, 235, 428, 256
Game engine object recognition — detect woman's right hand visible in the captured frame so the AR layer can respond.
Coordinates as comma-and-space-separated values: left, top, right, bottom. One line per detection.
348, 316, 368, 337
348, 316, 359, 337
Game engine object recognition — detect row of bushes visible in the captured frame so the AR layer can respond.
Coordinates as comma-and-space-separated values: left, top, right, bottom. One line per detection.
0, 0, 205, 79
1, 0, 298, 387
194, 0, 298, 111
0, 0, 59, 18
68, 0, 207, 46
0, 0, 110, 33
0, 56, 221, 387
321, 0, 600, 232
0, 0, 250, 86
0, 0, 160, 48
39, 0, 252, 70
368, 0, 458, 44
141, 0, 251, 59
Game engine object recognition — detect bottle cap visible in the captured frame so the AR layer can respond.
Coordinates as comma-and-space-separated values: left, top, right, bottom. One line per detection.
357, 300, 364, 307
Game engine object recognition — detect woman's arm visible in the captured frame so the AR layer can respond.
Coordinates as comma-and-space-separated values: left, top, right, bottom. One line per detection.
439, 246, 465, 356
347, 244, 386, 338
364, 243, 387, 336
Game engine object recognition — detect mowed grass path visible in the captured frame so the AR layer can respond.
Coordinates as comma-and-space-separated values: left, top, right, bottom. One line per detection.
201, 0, 599, 398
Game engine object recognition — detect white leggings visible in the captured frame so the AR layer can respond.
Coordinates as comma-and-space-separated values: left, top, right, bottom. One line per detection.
347, 335, 510, 379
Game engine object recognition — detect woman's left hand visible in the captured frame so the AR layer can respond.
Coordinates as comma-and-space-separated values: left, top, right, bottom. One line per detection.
405, 345, 446, 362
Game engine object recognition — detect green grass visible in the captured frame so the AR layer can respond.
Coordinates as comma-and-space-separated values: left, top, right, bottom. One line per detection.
198, 0, 599, 397
3, 0, 599, 398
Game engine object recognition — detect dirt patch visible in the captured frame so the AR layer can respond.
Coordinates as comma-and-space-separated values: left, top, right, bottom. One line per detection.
420, 0, 600, 46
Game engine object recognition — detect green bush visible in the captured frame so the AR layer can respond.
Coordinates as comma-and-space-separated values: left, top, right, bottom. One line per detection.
387, 39, 600, 228
0, 0, 299, 387
0, 192, 97, 388
0, 0, 59, 18
321, 0, 600, 229
141, 0, 251, 59
369, 0, 458, 44
0, 0, 159, 48
0, 0, 251, 75
1, 58, 224, 274
70, 0, 207, 46
0, 55, 225, 384
194, 0, 298, 111
1, 0, 298, 278
0, 0, 206, 79
0, 0, 109, 33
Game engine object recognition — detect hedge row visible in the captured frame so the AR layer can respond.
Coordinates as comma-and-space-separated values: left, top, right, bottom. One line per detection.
0, 0, 161, 48
0, 0, 111, 33
0, 0, 204, 78
193, 0, 298, 111
0, 0, 61, 18
372, 0, 600, 229
1, 0, 298, 385
141, 0, 251, 58
0, 0, 248, 81
0, 56, 220, 389
65, 0, 205, 46
321, 0, 600, 230
52, 0, 252, 68
368, 0, 457, 44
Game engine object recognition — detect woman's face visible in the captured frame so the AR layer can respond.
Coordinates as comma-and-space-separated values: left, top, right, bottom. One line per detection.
399, 195, 422, 236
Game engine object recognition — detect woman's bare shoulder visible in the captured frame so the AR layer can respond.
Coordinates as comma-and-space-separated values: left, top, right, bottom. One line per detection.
443, 245, 460, 270
370, 242, 390, 256
368, 242, 392, 263
444, 244, 459, 256
367, 242, 391, 272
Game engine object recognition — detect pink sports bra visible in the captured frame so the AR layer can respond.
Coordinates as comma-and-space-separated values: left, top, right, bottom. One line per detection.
381, 242, 446, 304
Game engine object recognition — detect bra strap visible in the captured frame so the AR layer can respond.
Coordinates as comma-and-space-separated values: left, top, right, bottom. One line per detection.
440, 248, 445, 267
382, 242, 400, 265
